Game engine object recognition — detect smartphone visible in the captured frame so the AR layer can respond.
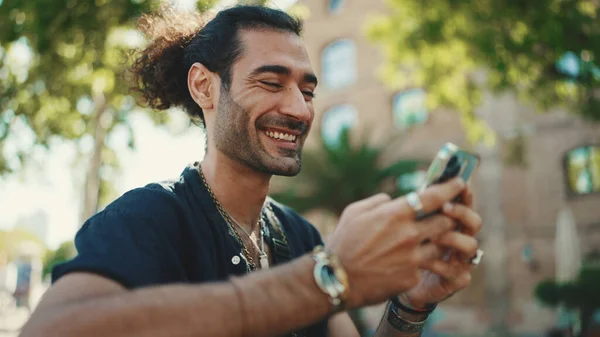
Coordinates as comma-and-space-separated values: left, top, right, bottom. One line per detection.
417, 143, 480, 257
419, 142, 480, 191
416, 142, 480, 219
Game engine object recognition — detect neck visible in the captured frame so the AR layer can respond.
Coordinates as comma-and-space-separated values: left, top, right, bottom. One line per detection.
201, 150, 271, 234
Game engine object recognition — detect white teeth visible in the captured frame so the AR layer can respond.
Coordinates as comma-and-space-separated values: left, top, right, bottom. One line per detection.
264, 131, 296, 142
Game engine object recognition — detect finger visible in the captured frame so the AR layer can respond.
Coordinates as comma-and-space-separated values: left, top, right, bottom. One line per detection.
415, 243, 444, 263
378, 178, 466, 220
441, 203, 483, 236
418, 177, 466, 214
451, 270, 473, 290
421, 259, 471, 281
353, 193, 392, 212
424, 262, 474, 293
415, 215, 456, 242
434, 231, 479, 258
458, 185, 474, 208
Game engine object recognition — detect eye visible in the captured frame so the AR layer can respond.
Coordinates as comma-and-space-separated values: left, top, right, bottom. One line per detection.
259, 81, 283, 88
302, 91, 316, 99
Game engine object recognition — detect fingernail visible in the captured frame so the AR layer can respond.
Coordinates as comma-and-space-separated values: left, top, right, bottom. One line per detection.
443, 202, 454, 212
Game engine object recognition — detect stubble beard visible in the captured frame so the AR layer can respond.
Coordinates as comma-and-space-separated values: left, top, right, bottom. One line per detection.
213, 88, 304, 177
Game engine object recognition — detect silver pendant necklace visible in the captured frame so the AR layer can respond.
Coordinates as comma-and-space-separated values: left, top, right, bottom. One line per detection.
226, 211, 269, 269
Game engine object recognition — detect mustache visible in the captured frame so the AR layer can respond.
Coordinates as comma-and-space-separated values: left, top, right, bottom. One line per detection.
258, 115, 309, 134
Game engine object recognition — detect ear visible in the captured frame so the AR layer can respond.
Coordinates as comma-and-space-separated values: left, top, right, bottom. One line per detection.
188, 62, 215, 110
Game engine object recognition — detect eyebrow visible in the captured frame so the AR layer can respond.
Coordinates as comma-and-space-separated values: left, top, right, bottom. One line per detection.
250, 64, 318, 86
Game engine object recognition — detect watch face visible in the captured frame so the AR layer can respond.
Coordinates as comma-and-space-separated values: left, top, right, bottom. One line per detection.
313, 253, 347, 311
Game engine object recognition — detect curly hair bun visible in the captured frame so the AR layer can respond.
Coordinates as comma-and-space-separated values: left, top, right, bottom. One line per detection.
130, 8, 208, 112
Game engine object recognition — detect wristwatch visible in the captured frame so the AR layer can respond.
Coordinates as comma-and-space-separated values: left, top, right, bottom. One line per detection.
311, 246, 349, 312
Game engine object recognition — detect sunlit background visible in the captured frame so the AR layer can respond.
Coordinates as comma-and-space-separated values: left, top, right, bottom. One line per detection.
1, 0, 599, 336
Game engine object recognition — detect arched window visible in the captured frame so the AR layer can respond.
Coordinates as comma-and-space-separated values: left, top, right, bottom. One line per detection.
321, 104, 357, 148
392, 88, 428, 129
321, 39, 356, 90
564, 145, 600, 195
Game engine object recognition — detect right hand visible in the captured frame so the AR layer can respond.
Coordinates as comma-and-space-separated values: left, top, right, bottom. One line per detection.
325, 177, 466, 309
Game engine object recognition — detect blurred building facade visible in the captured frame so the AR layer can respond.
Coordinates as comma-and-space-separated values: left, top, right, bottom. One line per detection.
296, 0, 600, 334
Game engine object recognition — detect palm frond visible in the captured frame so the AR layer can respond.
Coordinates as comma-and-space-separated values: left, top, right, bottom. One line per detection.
271, 129, 425, 216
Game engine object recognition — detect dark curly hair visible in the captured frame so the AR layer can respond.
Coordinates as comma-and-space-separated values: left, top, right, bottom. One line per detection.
130, 5, 303, 125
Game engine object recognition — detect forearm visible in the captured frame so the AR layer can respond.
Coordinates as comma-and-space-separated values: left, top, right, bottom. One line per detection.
231, 255, 332, 336
373, 301, 430, 337
21, 255, 331, 337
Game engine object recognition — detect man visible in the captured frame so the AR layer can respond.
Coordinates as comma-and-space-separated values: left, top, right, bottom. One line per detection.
21, 5, 483, 337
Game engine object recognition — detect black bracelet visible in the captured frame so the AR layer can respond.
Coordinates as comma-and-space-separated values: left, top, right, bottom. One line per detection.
386, 300, 428, 333
390, 296, 437, 315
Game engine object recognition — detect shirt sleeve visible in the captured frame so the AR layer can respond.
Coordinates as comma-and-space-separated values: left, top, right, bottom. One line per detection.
52, 189, 186, 289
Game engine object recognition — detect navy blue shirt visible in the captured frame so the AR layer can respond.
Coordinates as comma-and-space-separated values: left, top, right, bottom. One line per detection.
53, 163, 328, 336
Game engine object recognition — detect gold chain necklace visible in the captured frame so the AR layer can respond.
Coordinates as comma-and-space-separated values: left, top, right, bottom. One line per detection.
198, 166, 263, 271
198, 165, 298, 336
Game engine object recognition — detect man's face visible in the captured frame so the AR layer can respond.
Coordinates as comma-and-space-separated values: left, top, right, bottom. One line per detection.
212, 29, 317, 176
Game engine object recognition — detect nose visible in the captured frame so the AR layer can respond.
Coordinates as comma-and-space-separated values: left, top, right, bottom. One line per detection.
278, 86, 313, 123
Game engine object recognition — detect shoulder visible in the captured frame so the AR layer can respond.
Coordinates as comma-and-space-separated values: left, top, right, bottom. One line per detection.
55, 183, 192, 287
101, 181, 188, 221
268, 198, 324, 248
76, 181, 193, 245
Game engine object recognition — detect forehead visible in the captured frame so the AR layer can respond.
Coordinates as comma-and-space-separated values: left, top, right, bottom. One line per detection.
234, 29, 313, 76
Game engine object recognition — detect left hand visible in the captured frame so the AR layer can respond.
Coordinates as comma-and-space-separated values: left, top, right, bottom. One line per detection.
402, 186, 483, 309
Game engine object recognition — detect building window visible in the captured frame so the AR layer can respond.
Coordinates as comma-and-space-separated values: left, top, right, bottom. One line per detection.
321, 104, 357, 148
328, 0, 343, 13
564, 145, 600, 195
321, 39, 356, 90
392, 88, 428, 129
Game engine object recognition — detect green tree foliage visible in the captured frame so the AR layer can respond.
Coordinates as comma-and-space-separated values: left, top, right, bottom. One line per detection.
366, 0, 600, 144
0, 0, 159, 170
0, 0, 217, 218
271, 129, 424, 216
535, 264, 600, 336
42, 240, 75, 278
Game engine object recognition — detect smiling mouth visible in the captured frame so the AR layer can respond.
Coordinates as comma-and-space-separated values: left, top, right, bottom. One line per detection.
263, 130, 298, 142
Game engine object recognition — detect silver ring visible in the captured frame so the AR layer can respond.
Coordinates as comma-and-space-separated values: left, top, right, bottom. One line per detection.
470, 249, 484, 266
405, 192, 425, 218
